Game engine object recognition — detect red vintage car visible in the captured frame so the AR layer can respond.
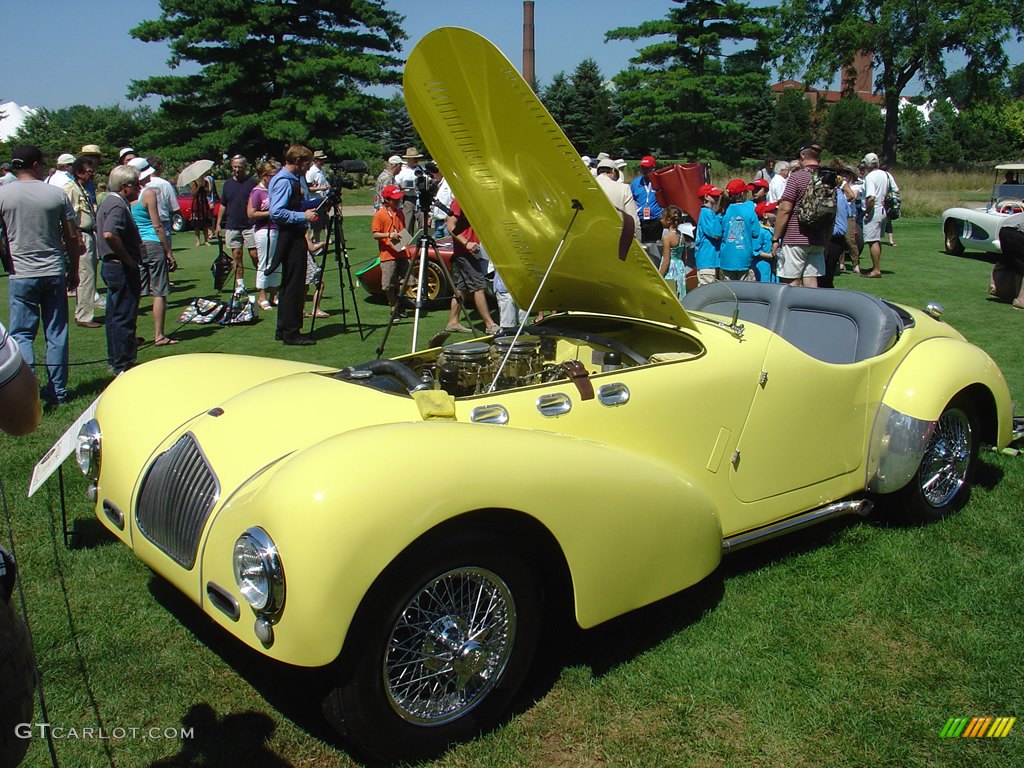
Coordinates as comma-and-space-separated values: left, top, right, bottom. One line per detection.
356, 236, 456, 301
172, 185, 222, 232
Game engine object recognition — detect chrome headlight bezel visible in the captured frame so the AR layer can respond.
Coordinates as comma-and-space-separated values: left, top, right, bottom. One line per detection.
232, 527, 285, 617
75, 419, 102, 481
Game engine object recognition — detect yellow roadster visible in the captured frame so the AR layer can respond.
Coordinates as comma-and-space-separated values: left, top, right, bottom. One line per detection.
75, 28, 1014, 763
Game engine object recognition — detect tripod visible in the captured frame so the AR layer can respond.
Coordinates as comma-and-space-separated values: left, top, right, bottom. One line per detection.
308, 195, 365, 339
375, 196, 470, 358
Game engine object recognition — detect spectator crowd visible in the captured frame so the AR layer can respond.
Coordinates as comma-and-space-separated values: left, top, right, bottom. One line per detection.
1, 136, 902, 417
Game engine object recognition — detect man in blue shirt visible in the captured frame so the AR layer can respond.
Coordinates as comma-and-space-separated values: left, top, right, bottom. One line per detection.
630, 155, 663, 265
268, 145, 318, 346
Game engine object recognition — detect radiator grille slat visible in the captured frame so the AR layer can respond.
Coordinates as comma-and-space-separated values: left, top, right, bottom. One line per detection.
136, 433, 219, 568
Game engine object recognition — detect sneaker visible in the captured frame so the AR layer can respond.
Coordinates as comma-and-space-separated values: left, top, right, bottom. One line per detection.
444, 323, 473, 334
485, 324, 501, 335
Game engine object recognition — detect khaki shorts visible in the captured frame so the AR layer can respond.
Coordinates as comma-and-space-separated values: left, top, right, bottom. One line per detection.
380, 258, 409, 293
777, 244, 825, 279
226, 228, 256, 250
697, 268, 718, 285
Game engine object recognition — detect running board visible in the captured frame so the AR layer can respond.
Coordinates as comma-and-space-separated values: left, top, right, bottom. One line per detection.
721, 499, 874, 553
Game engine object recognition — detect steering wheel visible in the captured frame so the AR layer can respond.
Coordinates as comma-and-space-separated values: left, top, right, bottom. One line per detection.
525, 324, 649, 365
995, 198, 1024, 215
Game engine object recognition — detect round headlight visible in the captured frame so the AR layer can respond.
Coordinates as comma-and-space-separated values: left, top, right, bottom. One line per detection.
75, 419, 102, 481
232, 527, 284, 615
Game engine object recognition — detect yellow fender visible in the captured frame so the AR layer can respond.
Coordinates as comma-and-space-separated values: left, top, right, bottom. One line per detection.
880, 337, 1012, 447
201, 421, 723, 666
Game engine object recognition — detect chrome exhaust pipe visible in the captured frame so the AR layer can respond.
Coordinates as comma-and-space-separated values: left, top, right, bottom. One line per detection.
722, 499, 874, 553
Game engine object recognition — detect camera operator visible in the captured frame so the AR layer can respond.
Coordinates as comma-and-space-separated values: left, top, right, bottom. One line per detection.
395, 147, 425, 235
268, 144, 319, 346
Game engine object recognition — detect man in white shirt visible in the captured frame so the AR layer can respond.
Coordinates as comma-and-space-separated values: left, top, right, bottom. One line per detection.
395, 147, 424, 234
861, 152, 890, 278
145, 157, 181, 243
595, 158, 641, 242
47, 153, 75, 189
425, 162, 453, 237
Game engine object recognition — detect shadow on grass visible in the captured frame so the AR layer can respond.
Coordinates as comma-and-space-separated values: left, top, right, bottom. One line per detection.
148, 578, 348, 750
143, 514, 878, 765
148, 704, 294, 767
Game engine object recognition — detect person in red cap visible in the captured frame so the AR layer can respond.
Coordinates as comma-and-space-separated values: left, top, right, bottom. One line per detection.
695, 184, 723, 284
371, 184, 409, 318
719, 179, 760, 281
749, 177, 769, 204
753, 201, 779, 282
630, 155, 663, 264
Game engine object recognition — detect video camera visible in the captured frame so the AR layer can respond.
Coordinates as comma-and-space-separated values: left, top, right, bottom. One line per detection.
326, 159, 368, 194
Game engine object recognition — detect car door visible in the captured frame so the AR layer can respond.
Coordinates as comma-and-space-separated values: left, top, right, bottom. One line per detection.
728, 334, 871, 505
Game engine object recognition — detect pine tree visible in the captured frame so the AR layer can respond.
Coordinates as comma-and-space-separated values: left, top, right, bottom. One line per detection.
896, 104, 930, 166
128, 0, 405, 162
767, 89, 812, 157
823, 97, 884, 160
541, 72, 575, 130
606, 0, 776, 163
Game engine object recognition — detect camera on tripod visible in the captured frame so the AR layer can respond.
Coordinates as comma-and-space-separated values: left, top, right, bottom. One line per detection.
326, 159, 368, 194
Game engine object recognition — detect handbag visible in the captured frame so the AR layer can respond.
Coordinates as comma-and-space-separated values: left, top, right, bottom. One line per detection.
211, 250, 233, 291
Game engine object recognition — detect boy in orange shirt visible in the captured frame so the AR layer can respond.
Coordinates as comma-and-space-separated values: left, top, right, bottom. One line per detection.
371, 184, 408, 317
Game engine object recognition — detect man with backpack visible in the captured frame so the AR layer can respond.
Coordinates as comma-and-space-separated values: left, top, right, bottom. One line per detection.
861, 152, 890, 278
770, 141, 831, 287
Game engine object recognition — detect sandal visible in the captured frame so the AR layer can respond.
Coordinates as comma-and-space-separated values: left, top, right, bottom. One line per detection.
305, 309, 329, 318
1012, 299, 1024, 310
153, 337, 180, 346
485, 324, 501, 335
444, 323, 473, 334
259, 300, 273, 311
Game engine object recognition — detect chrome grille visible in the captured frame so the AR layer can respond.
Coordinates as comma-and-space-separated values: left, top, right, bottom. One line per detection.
136, 433, 219, 569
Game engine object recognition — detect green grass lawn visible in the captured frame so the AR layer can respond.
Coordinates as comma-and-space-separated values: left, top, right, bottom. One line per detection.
1, 217, 1022, 767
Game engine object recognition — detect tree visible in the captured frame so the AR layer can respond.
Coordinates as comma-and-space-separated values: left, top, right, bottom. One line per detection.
561, 59, 620, 156
823, 96, 883, 159
766, 88, 812, 157
128, 0, 405, 162
606, 0, 776, 163
897, 103, 930, 166
927, 101, 964, 166
8, 105, 155, 166
776, 0, 1024, 166
540, 72, 575, 130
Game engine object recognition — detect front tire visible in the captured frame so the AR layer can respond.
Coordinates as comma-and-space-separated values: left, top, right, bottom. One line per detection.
171, 212, 185, 233
944, 219, 965, 256
891, 394, 979, 523
324, 532, 542, 763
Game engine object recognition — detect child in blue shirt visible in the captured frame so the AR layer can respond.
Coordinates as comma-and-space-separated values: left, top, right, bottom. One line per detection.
695, 184, 723, 285
719, 179, 761, 281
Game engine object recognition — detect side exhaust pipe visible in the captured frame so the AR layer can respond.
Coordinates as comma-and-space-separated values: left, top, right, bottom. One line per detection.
722, 499, 874, 553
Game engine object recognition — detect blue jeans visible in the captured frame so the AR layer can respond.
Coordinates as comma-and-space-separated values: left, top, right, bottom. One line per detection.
101, 260, 141, 374
7, 275, 69, 402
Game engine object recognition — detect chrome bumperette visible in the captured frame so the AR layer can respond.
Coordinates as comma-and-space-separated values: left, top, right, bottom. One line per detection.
135, 433, 220, 569
865, 404, 936, 494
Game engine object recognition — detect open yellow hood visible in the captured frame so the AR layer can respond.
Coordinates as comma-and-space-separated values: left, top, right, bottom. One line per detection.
404, 27, 696, 331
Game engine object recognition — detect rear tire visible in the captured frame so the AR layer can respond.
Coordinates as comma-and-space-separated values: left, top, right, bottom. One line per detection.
324, 531, 542, 763
944, 219, 965, 256
171, 212, 185, 233
889, 394, 979, 524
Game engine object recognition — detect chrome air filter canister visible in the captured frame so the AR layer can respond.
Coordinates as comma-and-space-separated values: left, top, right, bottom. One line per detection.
437, 342, 493, 396
490, 335, 543, 389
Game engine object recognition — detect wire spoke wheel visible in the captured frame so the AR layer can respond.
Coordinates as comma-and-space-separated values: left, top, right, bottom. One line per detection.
918, 407, 972, 508
384, 566, 516, 725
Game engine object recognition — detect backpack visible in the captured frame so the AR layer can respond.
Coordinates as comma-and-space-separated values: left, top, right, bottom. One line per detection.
883, 173, 901, 219
795, 169, 837, 230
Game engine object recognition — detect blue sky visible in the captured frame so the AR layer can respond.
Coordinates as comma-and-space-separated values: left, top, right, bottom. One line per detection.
2, 0, 1021, 111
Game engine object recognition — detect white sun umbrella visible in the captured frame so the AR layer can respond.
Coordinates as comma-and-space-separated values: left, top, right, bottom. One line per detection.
177, 159, 215, 188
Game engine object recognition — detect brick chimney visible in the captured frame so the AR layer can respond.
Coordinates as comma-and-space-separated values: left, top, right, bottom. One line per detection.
523, 1, 536, 91
841, 51, 874, 96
